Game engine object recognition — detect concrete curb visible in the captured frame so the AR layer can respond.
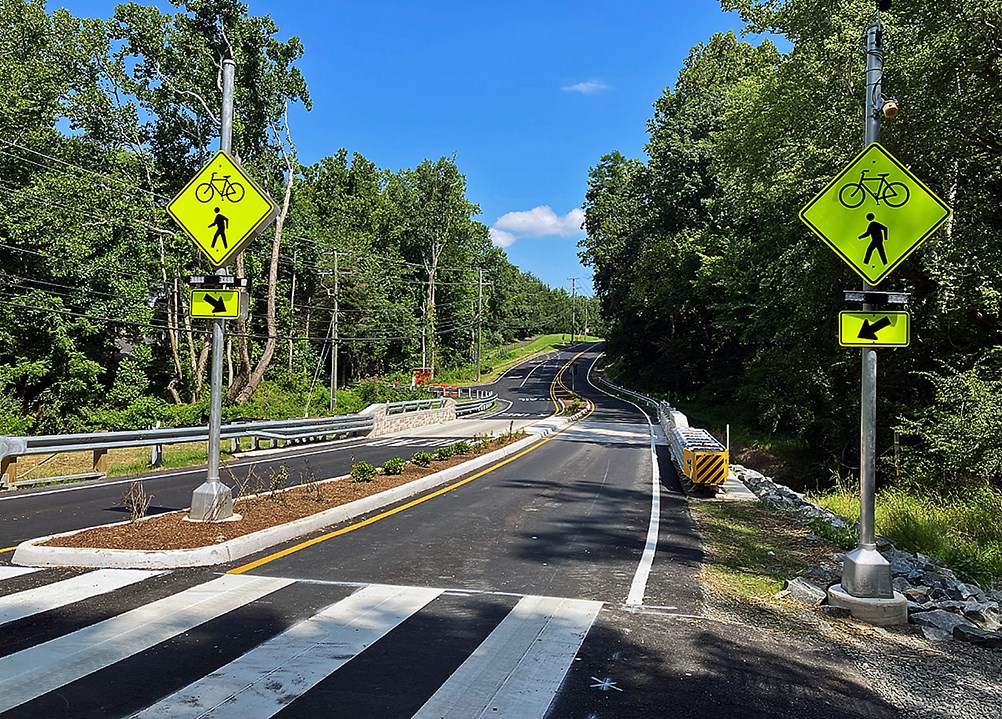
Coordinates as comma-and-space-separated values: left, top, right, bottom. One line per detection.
12, 431, 548, 570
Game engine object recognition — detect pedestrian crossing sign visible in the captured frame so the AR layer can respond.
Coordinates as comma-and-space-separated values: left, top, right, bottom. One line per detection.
799, 143, 952, 285
167, 150, 278, 267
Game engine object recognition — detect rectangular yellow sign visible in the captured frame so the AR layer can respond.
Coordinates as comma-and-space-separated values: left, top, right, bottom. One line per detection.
190, 289, 241, 319
839, 311, 910, 347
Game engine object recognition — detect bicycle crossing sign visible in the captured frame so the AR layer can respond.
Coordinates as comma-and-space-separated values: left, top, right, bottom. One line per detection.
800, 143, 952, 285
167, 150, 278, 267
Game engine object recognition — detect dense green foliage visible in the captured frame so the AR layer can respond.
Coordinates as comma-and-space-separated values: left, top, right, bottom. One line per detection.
581, 1, 1002, 490
0, 0, 587, 434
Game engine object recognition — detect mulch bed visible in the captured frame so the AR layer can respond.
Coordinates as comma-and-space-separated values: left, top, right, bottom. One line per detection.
41, 435, 526, 551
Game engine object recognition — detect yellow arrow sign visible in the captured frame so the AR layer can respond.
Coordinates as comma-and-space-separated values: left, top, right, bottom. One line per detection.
801, 144, 952, 285
167, 150, 278, 267
190, 289, 241, 319
839, 311, 910, 347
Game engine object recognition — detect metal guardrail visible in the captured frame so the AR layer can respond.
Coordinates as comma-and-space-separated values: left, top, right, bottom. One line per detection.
426, 386, 494, 399
385, 398, 446, 415
0, 396, 460, 488
593, 376, 661, 413
454, 393, 498, 417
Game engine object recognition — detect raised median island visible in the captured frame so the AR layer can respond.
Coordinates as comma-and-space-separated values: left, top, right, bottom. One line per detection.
14, 429, 542, 568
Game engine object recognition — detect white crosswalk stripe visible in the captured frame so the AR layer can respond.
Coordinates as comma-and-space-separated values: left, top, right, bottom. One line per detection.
134, 583, 442, 718
0, 566, 40, 581
0, 568, 164, 627
412, 595, 603, 719
364, 437, 456, 448
0, 573, 292, 713
0, 569, 602, 718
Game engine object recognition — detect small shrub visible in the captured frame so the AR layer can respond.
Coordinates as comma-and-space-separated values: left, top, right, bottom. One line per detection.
433, 445, 456, 461
351, 460, 376, 482
450, 441, 471, 455
382, 456, 406, 475
411, 450, 433, 467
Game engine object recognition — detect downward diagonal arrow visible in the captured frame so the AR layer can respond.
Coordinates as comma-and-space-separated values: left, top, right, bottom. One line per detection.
205, 294, 227, 314
858, 316, 892, 340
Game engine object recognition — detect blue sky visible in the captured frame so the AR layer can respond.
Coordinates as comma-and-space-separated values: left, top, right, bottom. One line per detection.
60, 1, 768, 294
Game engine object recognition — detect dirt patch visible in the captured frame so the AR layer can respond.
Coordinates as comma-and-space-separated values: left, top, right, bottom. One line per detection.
41, 434, 526, 551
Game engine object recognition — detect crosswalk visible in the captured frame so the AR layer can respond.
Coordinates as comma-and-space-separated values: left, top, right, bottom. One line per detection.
362, 437, 459, 449
0, 567, 602, 718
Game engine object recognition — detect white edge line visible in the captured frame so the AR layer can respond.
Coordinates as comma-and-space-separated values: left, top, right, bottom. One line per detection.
585, 354, 661, 606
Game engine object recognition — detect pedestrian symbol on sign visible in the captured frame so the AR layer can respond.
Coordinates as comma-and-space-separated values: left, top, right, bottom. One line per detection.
210, 207, 229, 249
858, 213, 888, 267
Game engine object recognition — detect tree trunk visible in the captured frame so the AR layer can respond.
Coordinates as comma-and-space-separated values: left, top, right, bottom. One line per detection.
225, 252, 254, 401
235, 163, 294, 403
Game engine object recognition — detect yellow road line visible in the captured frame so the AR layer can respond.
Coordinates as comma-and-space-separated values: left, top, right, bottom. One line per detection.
228, 400, 598, 575
549, 346, 592, 413
1, 546, 17, 554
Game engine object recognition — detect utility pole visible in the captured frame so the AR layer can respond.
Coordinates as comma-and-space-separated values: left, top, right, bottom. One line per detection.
190, 58, 236, 521
476, 268, 484, 382
841, 19, 894, 600
568, 278, 577, 343
331, 250, 339, 412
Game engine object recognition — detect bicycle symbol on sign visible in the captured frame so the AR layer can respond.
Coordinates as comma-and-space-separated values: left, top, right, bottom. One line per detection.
195, 172, 245, 203
838, 170, 909, 209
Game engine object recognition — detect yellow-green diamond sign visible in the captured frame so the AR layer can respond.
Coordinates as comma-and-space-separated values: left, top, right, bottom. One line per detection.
839, 311, 910, 347
801, 143, 952, 285
167, 150, 278, 267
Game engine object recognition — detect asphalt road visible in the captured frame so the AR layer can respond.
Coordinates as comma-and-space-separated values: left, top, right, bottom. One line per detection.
0, 346, 584, 549
0, 343, 897, 718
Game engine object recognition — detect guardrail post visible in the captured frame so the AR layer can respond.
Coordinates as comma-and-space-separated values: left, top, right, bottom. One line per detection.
1, 456, 17, 487
250, 435, 260, 451
150, 443, 163, 469
93, 448, 108, 476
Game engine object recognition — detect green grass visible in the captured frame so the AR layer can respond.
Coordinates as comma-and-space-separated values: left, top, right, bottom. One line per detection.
811, 485, 1002, 589
691, 502, 836, 603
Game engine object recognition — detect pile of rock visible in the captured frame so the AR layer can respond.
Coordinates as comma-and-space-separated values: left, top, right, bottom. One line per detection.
731, 464, 1002, 649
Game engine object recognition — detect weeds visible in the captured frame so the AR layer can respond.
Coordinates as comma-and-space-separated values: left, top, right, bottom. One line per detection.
267, 465, 290, 503
121, 481, 152, 524
301, 461, 325, 502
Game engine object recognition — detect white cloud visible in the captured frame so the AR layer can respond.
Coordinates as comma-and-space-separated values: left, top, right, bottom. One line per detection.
489, 227, 517, 248
561, 80, 609, 94
490, 206, 585, 248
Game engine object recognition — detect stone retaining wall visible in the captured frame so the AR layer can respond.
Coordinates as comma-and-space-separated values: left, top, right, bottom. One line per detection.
364, 399, 457, 437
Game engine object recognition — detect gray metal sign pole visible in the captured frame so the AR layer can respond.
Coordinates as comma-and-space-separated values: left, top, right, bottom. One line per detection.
190, 58, 236, 521
841, 23, 892, 597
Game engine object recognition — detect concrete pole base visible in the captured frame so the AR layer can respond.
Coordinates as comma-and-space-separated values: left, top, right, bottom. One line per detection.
828, 584, 908, 626
188, 479, 234, 522
842, 545, 894, 597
